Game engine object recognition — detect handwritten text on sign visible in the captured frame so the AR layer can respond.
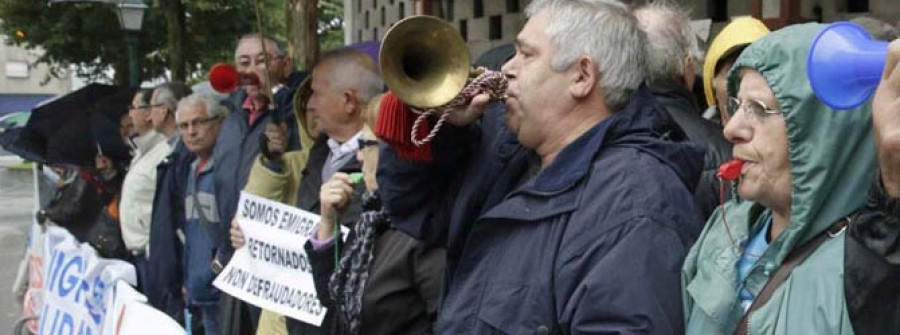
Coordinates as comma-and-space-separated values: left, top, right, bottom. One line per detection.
214, 192, 346, 326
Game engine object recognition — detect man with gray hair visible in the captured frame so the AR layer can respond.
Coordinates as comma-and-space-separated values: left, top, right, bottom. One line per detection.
150, 81, 194, 144
378, 0, 703, 333
635, 1, 732, 220
175, 92, 227, 335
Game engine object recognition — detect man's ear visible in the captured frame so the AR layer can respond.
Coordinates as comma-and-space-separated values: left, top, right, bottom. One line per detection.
343, 90, 360, 114
570, 56, 598, 98
281, 56, 295, 80
683, 56, 696, 91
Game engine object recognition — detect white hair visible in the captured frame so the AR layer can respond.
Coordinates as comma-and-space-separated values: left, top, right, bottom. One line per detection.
175, 92, 229, 123
635, 1, 702, 87
319, 49, 385, 104
526, 0, 646, 111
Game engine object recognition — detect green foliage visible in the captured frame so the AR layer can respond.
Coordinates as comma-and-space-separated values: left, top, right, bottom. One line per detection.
318, 0, 344, 51
0, 0, 287, 85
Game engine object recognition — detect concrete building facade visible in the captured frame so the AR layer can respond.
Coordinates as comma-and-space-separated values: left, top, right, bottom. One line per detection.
0, 37, 70, 114
344, 0, 900, 61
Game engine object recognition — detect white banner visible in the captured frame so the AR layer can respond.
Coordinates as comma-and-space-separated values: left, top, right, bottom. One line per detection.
102, 281, 185, 335
214, 192, 346, 327
38, 226, 136, 335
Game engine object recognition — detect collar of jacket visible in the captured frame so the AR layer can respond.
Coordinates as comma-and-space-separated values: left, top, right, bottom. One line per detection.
480, 85, 698, 222
649, 83, 699, 118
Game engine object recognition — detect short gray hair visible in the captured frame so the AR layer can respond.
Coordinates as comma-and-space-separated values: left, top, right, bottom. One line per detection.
236, 33, 287, 57
526, 0, 646, 111
635, 1, 702, 87
318, 49, 384, 104
175, 92, 230, 123
152, 81, 192, 111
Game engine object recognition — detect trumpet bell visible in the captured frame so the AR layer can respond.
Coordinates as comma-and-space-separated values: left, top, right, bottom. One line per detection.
380, 16, 471, 109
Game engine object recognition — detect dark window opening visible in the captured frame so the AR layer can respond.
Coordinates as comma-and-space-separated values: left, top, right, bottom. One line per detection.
399, 2, 405, 18
460, 19, 468, 41
709, 0, 727, 22
374, 27, 380, 41
358, 30, 363, 42
474, 0, 484, 18
506, 0, 520, 13
847, 0, 869, 13
365, 11, 370, 29
358, 0, 362, 13
446, 0, 455, 21
381, 6, 386, 25
489, 15, 502, 40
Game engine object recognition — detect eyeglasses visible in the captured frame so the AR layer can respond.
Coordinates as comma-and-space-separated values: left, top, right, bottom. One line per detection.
727, 97, 782, 121
177, 116, 222, 131
358, 138, 379, 149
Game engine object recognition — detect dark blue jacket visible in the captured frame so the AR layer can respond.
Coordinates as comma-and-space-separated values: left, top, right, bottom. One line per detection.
378, 86, 704, 334
213, 72, 305, 262
147, 141, 194, 317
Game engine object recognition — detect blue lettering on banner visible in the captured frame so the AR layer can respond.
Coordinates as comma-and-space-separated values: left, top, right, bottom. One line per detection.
39, 245, 108, 335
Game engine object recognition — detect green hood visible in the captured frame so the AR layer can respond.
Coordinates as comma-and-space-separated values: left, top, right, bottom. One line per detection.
728, 22, 876, 250
683, 23, 877, 333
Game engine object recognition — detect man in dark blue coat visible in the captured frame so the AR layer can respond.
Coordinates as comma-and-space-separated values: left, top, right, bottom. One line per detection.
378, 1, 704, 333
212, 34, 304, 334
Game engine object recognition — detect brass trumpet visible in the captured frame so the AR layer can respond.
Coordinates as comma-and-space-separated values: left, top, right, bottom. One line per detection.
380, 16, 508, 145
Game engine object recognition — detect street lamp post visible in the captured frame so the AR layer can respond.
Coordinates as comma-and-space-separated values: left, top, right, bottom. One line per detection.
115, 1, 147, 86
49, 0, 147, 86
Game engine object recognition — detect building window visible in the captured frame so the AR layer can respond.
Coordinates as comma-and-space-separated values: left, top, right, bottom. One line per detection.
506, 0, 519, 13
374, 27, 379, 40
358, 29, 363, 42
381, 6, 386, 25
399, 2, 405, 19
489, 15, 502, 40
365, 10, 370, 29
847, 0, 868, 12
474, 0, 484, 18
446, 0, 455, 21
459, 19, 468, 41
389, 0, 394, 4
709, 0, 727, 22
358, 0, 362, 13
373, 0, 377, 9
5, 62, 28, 78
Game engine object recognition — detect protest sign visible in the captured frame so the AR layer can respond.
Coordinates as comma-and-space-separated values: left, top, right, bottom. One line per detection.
39, 226, 136, 335
214, 192, 347, 327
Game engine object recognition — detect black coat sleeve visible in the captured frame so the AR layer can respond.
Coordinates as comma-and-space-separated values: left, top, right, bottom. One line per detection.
845, 175, 900, 335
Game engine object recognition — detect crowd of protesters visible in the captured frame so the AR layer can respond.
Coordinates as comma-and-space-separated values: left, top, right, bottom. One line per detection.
31, 0, 900, 334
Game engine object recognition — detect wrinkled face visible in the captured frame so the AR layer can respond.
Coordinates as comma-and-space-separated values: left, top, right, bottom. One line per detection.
235, 37, 286, 99
355, 127, 379, 192
714, 58, 736, 125
307, 62, 349, 139
148, 89, 171, 131
177, 103, 223, 157
501, 10, 571, 149
724, 69, 792, 210
128, 92, 152, 135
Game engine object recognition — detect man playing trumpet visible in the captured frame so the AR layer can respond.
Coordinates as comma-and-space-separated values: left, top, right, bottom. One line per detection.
378, 0, 704, 333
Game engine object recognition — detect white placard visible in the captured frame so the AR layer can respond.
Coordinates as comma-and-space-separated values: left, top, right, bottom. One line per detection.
214, 192, 347, 327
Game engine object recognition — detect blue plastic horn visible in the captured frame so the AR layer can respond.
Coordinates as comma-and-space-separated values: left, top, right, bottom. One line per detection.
808, 21, 889, 110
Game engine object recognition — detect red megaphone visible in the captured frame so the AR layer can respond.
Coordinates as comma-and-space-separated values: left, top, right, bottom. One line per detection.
209, 62, 260, 94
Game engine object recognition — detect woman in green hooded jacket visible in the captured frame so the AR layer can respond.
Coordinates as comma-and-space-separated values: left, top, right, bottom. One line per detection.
682, 23, 878, 334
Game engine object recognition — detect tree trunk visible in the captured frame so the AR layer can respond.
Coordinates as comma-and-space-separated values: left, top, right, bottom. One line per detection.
161, 0, 187, 81
287, 0, 320, 70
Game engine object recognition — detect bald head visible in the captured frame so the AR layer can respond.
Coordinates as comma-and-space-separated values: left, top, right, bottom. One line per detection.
635, 2, 701, 88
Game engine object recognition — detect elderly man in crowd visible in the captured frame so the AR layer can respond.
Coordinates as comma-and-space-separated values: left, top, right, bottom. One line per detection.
378, 0, 703, 333
635, 2, 732, 219
144, 82, 197, 318
120, 88, 169, 291
232, 48, 382, 335
214, 33, 303, 334
175, 93, 228, 335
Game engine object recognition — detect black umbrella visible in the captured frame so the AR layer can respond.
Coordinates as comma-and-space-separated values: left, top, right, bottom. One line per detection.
2, 83, 136, 166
